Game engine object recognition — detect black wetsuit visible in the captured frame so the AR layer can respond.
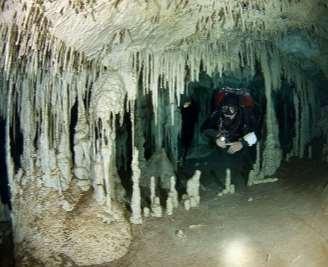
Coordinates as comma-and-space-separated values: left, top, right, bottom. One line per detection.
201, 107, 256, 145
196, 106, 257, 187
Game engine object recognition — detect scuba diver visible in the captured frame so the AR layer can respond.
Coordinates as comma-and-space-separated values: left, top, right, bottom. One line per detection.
199, 87, 259, 188
179, 86, 259, 190
201, 87, 258, 153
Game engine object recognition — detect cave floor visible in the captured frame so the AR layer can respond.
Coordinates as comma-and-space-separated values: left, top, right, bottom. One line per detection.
110, 159, 328, 267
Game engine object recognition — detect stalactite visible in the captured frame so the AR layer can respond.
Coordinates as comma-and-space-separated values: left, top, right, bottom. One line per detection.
0, 9, 102, 195
131, 34, 319, 186
134, 87, 147, 172
152, 86, 164, 151
5, 81, 14, 199
56, 85, 73, 191
73, 95, 91, 191
257, 47, 282, 178
165, 103, 182, 169
284, 67, 317, 161
39, 95, 58, 189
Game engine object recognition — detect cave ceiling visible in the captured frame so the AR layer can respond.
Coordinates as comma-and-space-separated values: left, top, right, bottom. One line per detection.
1, 0, 328, 76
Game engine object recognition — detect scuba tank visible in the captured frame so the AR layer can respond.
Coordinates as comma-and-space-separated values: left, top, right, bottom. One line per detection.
212, 86, 255, 111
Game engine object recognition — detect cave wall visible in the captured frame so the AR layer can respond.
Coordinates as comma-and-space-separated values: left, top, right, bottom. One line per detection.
0, 6, 133, 265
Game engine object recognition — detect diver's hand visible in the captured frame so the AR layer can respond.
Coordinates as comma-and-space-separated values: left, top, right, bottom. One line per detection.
215, 138, 226, 149
227, 141, 243, 154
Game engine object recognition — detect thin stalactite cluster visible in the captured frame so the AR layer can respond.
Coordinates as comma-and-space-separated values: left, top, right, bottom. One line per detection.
0, 11, 320, 214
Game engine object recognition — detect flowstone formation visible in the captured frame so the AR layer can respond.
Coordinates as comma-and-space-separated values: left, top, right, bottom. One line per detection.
0, 5, 133, 264
12, 182, 131, 266
0, 0, 327, 266
5, 66, 133, 266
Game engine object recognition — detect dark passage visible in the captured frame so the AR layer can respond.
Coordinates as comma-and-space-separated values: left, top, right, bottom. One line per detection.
0, 119, 10, 209
179, 72, 264, 191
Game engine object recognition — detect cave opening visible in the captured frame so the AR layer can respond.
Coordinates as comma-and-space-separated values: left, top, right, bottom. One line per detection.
178, 69, 266, 192
115, 104, 133, 202
111, 59, 313, 212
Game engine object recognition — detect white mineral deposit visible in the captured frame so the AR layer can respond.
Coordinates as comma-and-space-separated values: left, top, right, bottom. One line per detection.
151, 197, 163, 218
186, 170, 201, 207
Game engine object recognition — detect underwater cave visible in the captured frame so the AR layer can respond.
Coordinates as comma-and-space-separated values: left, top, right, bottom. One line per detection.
1, 1, 328, 266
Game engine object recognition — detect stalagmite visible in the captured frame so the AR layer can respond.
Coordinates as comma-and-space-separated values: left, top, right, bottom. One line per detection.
184, 199, 191, 211
130, 147, 143, 224
60, 199, 74, 212
149, 176, 163, 217
150, 176, 156, 207
224, 168, 231, 193
218, 168, 235, 195
143, 149, 176, 190
143, 207, 150, 218
248, 157, 266, 185
169, 176, 179, 208
151, 197, 163, 218
166, 197, 173, 216
186, 170, 201, 208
